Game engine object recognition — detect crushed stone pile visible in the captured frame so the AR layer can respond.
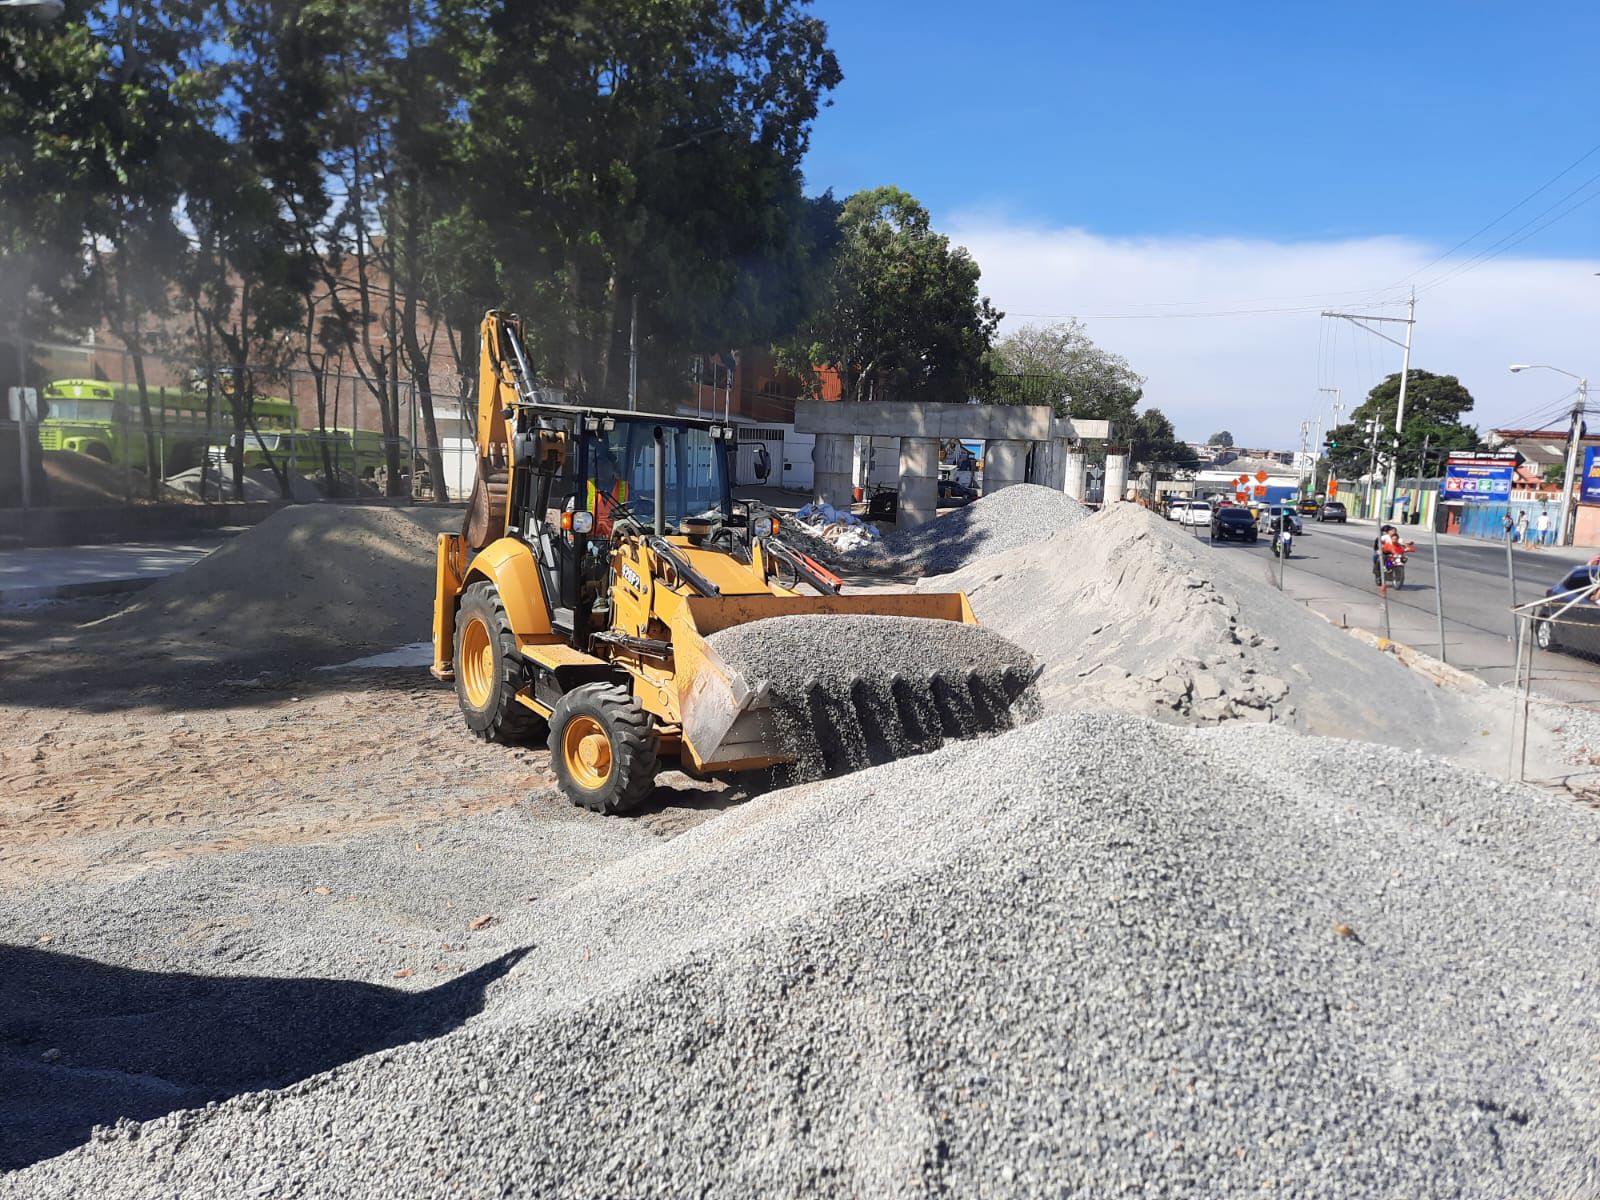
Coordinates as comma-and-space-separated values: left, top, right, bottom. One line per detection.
8, 713, 1597, 1198
926, 502, 1512, 764
706, 613, 1038, 782
84, 505, 459, 665
876, 482, 1090, 576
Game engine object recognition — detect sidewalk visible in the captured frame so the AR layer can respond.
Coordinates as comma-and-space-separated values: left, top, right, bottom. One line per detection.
0, 537, 230, 603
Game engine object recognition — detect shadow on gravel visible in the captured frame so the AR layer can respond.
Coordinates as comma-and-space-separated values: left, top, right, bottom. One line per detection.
0, 944, 528, 1171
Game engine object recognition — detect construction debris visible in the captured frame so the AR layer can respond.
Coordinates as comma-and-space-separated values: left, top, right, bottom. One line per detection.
787, 501, 881, 552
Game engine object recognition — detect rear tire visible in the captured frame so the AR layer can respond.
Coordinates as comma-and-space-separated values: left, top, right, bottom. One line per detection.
549, 683, 659, 815
454, 581, 545, 744
1536, 618, 1557, 651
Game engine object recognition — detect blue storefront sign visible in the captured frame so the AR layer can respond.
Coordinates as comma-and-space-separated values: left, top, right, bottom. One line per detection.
1442, 456, 1516, 503
1582, 447, 1600, 504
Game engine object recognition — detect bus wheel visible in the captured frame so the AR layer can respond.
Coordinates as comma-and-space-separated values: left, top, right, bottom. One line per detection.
84, 444, 112, 463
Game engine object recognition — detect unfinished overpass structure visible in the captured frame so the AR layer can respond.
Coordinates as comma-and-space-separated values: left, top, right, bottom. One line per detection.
795, 399, 1116, 527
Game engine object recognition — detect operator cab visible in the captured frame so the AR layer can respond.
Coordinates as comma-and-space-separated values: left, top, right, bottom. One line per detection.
507, 403, 738, 639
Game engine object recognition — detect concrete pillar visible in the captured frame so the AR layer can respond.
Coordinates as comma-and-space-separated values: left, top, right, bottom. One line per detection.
1103, 450, 1130, 504
897, 436, 939, 529
983, 438, 1028, 493
1063, 443, 1087, 500
812, 432, 854, 509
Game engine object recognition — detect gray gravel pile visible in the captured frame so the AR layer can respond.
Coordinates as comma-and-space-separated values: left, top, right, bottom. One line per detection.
9, 713, 1598, 1198
928, 502, 1515, 766
83, 505, 458, 665
874, 482, 1090, 576
707, 613, 1039, 782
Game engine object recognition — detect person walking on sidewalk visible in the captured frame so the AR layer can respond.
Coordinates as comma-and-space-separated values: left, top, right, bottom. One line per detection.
1517, 510, 1531, 545
1537, 506, 1553, 548
1502, 511, 1516, 542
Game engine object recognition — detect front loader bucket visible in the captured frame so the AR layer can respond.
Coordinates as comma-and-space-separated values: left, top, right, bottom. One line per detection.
671, 591, 1035, 778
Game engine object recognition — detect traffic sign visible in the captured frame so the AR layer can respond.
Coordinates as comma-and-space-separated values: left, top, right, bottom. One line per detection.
1254, 469, 1269, 484
1328, 477, 1339, 497
1253, 484, 1267, 497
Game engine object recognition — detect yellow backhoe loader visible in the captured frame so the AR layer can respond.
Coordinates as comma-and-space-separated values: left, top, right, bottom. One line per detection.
431, 311, 1011, 813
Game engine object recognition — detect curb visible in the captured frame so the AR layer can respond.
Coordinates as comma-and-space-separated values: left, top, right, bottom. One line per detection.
1302, 606, 1485, 691
0, 576, 159, 605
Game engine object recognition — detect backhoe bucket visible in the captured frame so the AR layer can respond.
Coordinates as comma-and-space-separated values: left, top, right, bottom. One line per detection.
671, 592, 1034, 777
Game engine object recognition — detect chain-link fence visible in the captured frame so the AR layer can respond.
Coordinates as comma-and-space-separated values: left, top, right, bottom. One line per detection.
9, 341, 476, 510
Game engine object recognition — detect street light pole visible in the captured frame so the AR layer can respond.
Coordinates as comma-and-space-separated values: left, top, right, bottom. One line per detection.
1509, 363, 1589, 548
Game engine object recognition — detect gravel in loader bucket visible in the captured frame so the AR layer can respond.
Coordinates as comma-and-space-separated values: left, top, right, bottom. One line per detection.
705, 614, 1040, 784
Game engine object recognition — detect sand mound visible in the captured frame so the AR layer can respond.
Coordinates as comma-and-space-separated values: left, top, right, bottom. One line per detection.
12, 713, 1598, 1198
87, 505, 459, 665
927, 503, 1508, 762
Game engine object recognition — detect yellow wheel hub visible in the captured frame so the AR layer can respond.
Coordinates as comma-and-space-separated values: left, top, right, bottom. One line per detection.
563, 715, 613, 790
459, 616, 495, 709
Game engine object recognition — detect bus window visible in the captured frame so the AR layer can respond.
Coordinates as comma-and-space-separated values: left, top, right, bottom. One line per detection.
41, 399, 117, 422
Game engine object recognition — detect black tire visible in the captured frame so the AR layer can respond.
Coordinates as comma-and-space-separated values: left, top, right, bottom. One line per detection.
1535, 618, 1557, 652
1392, 565, 1405, 588
454, 581, 545, 744
548, 683, 660, 815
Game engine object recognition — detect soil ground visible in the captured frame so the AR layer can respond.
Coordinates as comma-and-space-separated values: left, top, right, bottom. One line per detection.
0, 594, 740, 892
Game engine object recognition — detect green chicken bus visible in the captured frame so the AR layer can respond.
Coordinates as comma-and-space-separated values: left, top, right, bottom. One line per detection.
40, 378, 296, 477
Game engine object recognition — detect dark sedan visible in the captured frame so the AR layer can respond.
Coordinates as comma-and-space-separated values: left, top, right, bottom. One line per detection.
1211, 507, 1259, 542
1317, 501, 1347, 523
1534, 566, 1600, 657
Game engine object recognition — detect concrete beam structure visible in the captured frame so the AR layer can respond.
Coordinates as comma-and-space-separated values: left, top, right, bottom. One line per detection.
897, 436, 940, 529
983, 439, 1029, 493
795, 399, 1050, 440
1063, 445, 1087, 501
812, 432, 854, 508
1103, 448, 1130, 504
799, 400, 1115, 507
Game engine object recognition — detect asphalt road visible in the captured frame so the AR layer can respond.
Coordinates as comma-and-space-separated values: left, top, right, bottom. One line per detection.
1170, 513, 1600, 706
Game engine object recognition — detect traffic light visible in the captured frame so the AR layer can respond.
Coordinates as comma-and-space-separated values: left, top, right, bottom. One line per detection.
1324, 436, 1340, 451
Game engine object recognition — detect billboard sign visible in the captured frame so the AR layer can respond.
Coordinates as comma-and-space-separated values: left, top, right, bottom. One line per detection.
1441, 454, 1517, 503
1582, 447, 1600, 504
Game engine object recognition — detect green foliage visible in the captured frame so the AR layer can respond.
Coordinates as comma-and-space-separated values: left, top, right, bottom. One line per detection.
1323, 369, 1481, 479
780, 186, 1001, 403
986, 319, 1143, 425
1208, 429, 1233, 448
1130, 408, 1198, 471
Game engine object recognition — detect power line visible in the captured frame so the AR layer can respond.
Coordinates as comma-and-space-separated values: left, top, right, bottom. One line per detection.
1389, 137, 1600, 288
1417, 172, 1600, 293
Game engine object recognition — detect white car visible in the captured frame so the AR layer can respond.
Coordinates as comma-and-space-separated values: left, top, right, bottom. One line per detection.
1264, 505, 1303, 535
1175, 500, 1213, 527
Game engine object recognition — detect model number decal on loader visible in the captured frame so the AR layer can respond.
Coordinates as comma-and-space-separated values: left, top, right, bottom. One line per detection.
620, 563, 644, 592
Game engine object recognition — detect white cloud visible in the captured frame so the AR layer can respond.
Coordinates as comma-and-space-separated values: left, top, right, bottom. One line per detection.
947, 218, 1600, 449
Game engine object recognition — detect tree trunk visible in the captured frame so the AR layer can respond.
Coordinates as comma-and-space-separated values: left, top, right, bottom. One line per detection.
127, 339, 160, 501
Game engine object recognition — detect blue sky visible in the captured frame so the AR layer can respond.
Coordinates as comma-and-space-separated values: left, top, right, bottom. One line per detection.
803, 1, 1599, 251
799, 2, 1600, 445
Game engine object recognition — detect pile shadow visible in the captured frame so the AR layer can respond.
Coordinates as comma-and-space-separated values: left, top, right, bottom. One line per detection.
0, 943, 527, 1171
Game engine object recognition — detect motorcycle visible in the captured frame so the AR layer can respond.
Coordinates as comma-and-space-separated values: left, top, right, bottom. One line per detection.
1270, 527, 1293, 558
1372, 546, 1412, 588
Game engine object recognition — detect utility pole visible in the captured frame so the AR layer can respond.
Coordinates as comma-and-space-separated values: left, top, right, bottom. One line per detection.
1321, 291, 1416, 522
1509, 363, 1589, 547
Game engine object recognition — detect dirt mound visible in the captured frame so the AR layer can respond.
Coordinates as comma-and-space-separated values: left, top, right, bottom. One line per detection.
86, 505, 460, 665
164, 466, 324, 503
40, 451, 183, 507
707, 614, 1038, 781
11, 713, 1598, 1199
927, 503, 1510, 764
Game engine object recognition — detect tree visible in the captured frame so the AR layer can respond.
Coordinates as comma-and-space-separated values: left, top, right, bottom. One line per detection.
987, 319, 1143, 427
780, 186, 1001, 402
1208, 430, 1234, 448
1130, 408, 1198, 471
462, 0, 842, 404
1323, 369, 1481, 480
